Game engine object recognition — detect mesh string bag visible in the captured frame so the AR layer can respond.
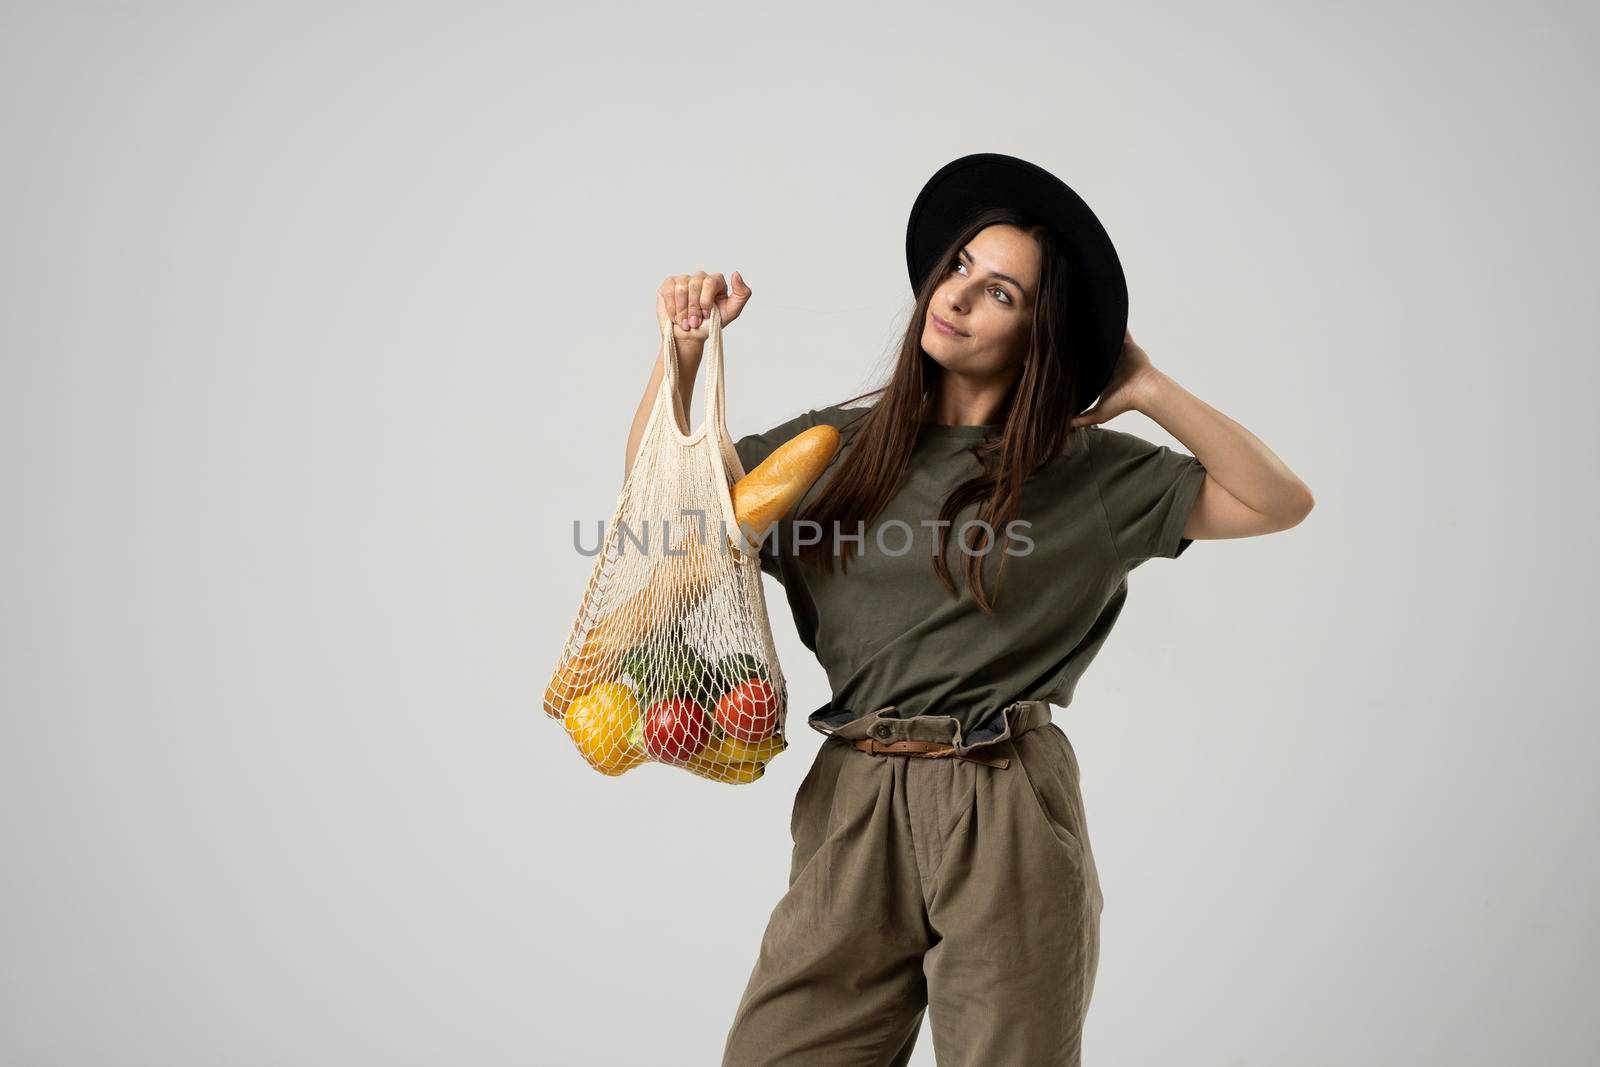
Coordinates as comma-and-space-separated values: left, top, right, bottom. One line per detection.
542, 305, 789, 784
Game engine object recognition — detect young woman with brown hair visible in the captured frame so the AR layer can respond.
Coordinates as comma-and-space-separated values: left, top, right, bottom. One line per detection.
629, 153, 1313, 1066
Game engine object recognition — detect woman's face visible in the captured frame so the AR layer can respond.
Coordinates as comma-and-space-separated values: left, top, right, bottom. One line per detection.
921, 223, 1040, 379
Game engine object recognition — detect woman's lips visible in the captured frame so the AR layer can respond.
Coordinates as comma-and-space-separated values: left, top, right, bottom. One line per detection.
932, 314, 967, 337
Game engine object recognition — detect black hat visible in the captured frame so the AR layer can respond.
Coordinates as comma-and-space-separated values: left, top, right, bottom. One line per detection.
905, 152, 1128, 413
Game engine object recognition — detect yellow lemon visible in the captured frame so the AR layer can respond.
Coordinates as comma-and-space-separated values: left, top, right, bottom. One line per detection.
564, 681, 647, 776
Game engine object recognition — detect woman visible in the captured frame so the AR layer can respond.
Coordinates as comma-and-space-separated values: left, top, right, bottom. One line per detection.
625, 154, 1314, 1066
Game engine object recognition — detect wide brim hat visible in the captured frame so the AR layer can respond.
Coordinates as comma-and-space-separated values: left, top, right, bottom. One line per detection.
905, 152, 1128, 413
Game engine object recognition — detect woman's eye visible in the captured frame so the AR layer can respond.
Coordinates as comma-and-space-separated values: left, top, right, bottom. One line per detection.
951, 261, 1010, 304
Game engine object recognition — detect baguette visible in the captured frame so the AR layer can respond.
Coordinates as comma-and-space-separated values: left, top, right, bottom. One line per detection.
544, 424, 840, 718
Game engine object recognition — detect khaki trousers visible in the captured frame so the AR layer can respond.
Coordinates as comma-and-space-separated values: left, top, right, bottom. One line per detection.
721, 700, 1104, 1066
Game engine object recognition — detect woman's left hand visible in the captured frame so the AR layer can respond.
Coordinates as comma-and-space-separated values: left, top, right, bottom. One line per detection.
1070, 329, 1162, 428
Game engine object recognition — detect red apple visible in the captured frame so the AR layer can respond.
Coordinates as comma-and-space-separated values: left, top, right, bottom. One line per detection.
714, 679, 779, 743
642, 696, 712, 764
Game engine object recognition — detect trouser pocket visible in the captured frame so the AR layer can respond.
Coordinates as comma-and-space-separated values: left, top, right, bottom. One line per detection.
786, 739, 853, 888
1009, 723, 1089, 852
789, 741, 831, 843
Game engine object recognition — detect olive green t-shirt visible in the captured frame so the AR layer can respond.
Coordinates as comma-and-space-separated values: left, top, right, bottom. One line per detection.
731, 403, 1208, 742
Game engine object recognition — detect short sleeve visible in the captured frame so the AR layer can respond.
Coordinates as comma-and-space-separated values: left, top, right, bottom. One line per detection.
732, 408, 823, 581
1084, 426, 1208, 567
732, 409, 821, 481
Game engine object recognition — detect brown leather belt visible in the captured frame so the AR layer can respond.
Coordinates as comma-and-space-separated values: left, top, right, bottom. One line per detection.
849, 737, 1011, 769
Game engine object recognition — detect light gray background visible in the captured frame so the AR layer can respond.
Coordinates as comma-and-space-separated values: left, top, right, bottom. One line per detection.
4, 3, 1595, 1064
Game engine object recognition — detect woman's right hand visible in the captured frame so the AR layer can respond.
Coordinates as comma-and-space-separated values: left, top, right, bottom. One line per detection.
655, 271, 752, 346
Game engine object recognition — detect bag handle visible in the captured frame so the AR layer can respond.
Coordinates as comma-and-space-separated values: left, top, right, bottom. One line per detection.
651, 304, 755, 556
658, 304, 728, 441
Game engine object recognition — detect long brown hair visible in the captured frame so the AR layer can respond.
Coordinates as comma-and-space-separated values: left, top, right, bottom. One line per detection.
791, 206, 1092, 613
